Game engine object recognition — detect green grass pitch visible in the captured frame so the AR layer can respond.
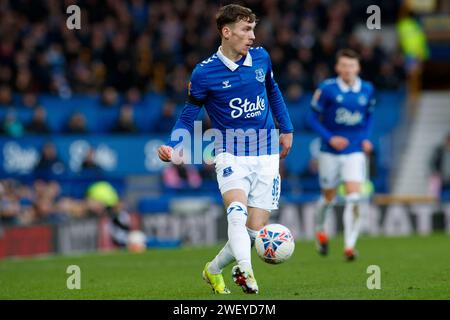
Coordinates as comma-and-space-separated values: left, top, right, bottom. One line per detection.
1, 233, 449, 299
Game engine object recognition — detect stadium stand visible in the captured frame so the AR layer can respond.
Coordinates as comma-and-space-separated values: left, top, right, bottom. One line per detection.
0, 0, 409, 229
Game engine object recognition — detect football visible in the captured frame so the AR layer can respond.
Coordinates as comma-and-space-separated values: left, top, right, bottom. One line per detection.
255, 224, 295, 264
127, 230, 147, 253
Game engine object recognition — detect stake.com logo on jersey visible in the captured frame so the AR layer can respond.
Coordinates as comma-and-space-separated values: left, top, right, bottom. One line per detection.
229, 95, 265, 119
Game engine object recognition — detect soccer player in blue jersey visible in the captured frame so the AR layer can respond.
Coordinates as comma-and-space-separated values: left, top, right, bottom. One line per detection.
308, 49, 376, 261
157, 4, 293, 293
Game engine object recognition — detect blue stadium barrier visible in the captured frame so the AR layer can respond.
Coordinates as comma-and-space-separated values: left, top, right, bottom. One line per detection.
146, 237, 182, 248
0, 90, 405, 198
137, 196, 171, 214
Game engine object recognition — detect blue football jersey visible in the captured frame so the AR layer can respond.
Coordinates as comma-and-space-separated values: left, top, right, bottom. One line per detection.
310, 77, 376, 154
169, 46, 293, 156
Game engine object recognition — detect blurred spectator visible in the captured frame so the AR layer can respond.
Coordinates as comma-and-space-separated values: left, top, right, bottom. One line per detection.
81, 147, 103, 177
375, 62, 404, 90
112, 104, 139, 133
429, 134, 450, 197
154, 100, 177, 133
359, 45, 381, 82
166, 64, 189, 105
397, 6, 429, 105
21, 92, 40, 109
125, 87, 142, 105
100, 86, 120, 108
85, 181, 120, 217
30, 180, 66, 224
66, 112, 88, 134
279, 60, 307, 102
162, 163, 202, 191
0, 0, 404, 97
200, 162, 216, 182
0, 180, 21, 225
25, 106, 51, 134
286, 84, 304, 103
1, 109, 24, 137
108, 202, 133, 248
34, 142, 65, 176
0, 85, 13, 107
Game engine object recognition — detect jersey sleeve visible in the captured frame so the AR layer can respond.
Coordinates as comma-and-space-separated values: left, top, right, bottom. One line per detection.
308, 82, 333, 142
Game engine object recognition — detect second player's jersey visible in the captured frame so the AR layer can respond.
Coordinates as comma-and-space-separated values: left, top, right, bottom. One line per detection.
311, 77, 376, 154
187, 46, 293, 156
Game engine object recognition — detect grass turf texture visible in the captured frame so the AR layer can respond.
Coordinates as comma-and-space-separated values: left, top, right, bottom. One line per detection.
0, 233, 449, 299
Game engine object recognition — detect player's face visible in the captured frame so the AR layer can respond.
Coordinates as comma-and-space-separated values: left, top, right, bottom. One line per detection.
335, 57, 360, 83
226, 19, 256, 56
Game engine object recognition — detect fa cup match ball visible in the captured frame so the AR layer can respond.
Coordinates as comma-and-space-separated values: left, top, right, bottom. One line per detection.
255, 224, 295, 264
127, 230, 147, 253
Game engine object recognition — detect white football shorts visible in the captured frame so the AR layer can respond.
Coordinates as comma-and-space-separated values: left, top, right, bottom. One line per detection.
318, 151, 367, 189
214, 152, 281, 211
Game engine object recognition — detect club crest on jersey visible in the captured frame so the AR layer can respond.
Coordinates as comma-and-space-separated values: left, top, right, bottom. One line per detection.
255, 68, 265, 82
336, 94, 344, 103
358, 95, 368, 106
222, 80, 231, 88
223, 166, 233, 177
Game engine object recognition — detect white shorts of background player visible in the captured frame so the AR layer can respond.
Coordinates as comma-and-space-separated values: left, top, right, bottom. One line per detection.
318, 151, 366, 189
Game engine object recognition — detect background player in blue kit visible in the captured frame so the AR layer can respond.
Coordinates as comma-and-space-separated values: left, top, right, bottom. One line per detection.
157, 4, 293, 293
308, 49, 376, 261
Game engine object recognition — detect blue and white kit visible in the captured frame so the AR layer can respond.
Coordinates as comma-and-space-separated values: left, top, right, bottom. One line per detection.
309, 76, 376, 189
167, 46, 293, 210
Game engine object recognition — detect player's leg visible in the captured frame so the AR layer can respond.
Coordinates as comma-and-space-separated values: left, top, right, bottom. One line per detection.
203, 154, 251, 293
315, 188, 336, 255
315, 152, 340, 255
222, 188, 253, 271
208, 194, 257, 276
203, 188, 250, 294
342, 152, 366, 261
230, 206, 269, 294
231, 170, 280, 294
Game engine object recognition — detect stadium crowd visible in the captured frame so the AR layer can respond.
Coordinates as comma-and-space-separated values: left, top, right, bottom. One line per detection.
0, 0, 409, 225
0, 0, 405, 111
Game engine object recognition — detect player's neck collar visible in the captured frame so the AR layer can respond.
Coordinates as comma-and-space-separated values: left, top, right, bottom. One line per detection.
217, 46, 252, 71
337, 76, 361, 93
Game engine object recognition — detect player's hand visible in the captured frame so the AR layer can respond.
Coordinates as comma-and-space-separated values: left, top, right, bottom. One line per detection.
362, 139, 373, 154
329, 136, 349, 151
279, 133, 293, 159
158, 145, 173, 162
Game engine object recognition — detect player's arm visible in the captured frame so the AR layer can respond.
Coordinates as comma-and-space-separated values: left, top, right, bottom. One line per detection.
308, 85, 348, 151
362, 85, 377, 154
264, 49, 294, 159
157, 67, 205, 162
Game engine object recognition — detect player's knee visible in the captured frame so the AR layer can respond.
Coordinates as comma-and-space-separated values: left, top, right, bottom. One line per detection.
344, 182, 361, 194
322, 189, 336, 203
